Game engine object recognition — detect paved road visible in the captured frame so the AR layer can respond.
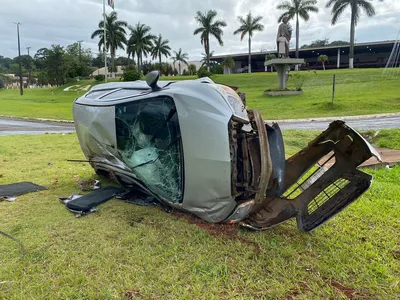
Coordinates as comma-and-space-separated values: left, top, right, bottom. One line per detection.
274, 116, 400, 131
0, 118, 75, 136
0, 115, 399, 136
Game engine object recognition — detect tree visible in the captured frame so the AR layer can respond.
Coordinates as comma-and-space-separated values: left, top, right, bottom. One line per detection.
91, 54, 105, 69
233, 12, 264, 73
277, 0, 319, 60
326, 0, 382, 68
91, 11, 128, 76
317, 54, 329, 70
329, 40, 349, 46
221, 56, 235, 74
301, 38, 329, 48
65, 42, 92, 78
188, 64, 197, 75
151, 34, 171, 73
193, 10, 227, 71
128, 22, 156, 73
171, 48, 189, 75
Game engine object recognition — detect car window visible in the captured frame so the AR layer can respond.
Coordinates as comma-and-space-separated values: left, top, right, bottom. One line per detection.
115, 96, 183, 203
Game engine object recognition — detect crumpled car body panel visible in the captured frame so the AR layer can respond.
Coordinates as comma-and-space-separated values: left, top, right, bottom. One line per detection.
73, 75, 381, 231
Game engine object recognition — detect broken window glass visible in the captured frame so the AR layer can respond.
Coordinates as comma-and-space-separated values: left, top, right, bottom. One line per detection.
115, 96, 183, 203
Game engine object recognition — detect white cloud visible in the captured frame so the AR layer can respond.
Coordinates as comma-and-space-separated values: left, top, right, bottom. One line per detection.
0, 0, 399, 60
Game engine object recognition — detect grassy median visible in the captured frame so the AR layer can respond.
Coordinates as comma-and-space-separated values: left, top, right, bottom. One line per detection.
1, 130, 399, 299
0, 68, 399, 121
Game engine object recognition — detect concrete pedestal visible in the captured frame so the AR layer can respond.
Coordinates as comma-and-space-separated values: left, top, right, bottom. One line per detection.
265, 58, 304, 90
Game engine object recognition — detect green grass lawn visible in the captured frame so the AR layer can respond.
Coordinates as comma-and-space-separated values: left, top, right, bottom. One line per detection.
1, 68, 399, 121
1, 130, 399, 299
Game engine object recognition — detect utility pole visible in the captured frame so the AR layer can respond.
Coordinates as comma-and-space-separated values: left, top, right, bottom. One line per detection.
103, 0, 108, 82
26, 46, 32, 87
77, 40, 83, 63
13, 22, 23, 96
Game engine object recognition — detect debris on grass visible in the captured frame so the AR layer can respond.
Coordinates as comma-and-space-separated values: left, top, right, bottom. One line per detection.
0, 197, 17, 202
125, 290, 141, 299
0, 182, 46, 197
392, 250, 400, 259
77, 179, 101, 191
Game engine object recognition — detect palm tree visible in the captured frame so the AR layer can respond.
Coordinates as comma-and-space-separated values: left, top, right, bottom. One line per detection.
171, 48, 189, 75
233, 12, 264, 73
277, 0, 319, 60
91, 11, 128, 76
151, 35, 172, 73
200, 51, 215, 68
221, 56, 235, 74
128, 22, 156, 72
193, 10, 227, 71
126, 43, 136, 68
317, 54, 329, 70
326, 0, 382, 69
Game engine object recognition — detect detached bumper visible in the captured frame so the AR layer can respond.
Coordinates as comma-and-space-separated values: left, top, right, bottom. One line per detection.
242, 121, 381, 232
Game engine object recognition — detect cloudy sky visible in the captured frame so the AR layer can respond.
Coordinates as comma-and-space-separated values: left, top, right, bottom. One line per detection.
1, 0, 399, 61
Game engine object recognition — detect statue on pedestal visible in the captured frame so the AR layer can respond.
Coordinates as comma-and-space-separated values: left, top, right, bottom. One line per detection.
276, 17, 292, 58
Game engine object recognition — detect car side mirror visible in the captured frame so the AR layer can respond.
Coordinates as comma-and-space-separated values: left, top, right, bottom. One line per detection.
146, 71, 161, 91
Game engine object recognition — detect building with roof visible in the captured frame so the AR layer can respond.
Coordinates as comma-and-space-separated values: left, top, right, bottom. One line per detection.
211, 40, 396, 73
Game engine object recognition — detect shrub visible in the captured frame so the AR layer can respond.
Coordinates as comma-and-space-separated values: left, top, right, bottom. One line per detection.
289, 72, 306, 91
94, 75, 105, 82
122, 69, 141, 82
197, 67, 213, 78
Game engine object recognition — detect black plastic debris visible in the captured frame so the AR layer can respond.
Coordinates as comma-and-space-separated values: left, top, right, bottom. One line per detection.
60, 186, 124, 216
116, 189, 159, 207
116, 189, 172, 213
0, 182, 46, 197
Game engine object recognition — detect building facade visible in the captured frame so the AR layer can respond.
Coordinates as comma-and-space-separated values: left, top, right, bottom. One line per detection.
212, 40, 396, 73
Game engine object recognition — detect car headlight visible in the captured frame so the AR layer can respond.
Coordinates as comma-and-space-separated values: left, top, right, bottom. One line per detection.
227, 95, 249, 123
213, 84, 250, 123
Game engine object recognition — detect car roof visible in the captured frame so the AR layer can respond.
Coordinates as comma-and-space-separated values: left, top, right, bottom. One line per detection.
78, 77, 215, 104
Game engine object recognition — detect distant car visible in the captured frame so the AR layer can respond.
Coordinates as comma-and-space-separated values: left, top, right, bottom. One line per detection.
73, 71, 381, 232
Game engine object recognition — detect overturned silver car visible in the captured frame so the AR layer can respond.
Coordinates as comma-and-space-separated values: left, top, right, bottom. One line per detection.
73, 71, 381, 232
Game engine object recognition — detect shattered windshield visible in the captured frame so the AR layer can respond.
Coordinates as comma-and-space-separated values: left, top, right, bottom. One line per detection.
115, 96, 183, 203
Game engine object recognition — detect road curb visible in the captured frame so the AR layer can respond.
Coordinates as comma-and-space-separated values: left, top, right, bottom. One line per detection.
264, 112, 400, 124
2, 112, 400, 125
0, 115, 74, 124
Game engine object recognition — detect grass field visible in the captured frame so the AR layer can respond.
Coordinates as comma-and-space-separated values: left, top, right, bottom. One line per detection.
1, 130, 399, 299
0, 68, 399, 121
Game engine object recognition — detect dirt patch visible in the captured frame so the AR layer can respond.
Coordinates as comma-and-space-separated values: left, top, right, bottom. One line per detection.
186, 214, 239, 238
328, 279, 361, 299
171, 210, 238, 238
172, 211, 261, 257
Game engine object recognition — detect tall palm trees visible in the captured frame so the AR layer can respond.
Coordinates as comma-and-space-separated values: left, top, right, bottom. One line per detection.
171, 48, 189, 75
234, 12, 264, 73
91, 11, 128, 75
151, 35, 172, 72
128, 22, 156, 72
193, 10, 227, 71
277, 0, 319, 60
326, 0, 382, 68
